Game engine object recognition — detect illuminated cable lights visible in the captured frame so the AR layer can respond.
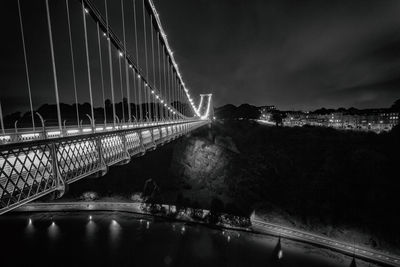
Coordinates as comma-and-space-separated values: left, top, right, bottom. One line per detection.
148, 0, 201, 116
83, 1, 202, 118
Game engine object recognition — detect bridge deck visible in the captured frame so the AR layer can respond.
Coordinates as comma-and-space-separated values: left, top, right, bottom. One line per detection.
0, 120, 208, 215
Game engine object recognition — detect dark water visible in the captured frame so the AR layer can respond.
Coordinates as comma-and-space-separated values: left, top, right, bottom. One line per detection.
0, 212, 348, 267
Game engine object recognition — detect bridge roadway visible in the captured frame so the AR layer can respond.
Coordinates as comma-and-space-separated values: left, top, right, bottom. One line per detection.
251, 217, 400, 267
0, 120, 208, 215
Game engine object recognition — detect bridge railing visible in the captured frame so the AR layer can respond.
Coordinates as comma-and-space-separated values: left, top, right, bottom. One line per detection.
0, 119, 201, 145
0, 119, 208, 215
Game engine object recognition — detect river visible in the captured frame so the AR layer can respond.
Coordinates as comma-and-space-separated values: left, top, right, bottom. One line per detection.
0, 211, 351, 267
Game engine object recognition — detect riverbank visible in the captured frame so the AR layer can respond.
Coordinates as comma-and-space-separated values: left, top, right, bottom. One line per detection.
14, 201, 399, 267
0, 209, 352, 267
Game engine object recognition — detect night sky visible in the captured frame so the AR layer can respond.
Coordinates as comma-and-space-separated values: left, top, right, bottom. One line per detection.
1, 0, 400, 115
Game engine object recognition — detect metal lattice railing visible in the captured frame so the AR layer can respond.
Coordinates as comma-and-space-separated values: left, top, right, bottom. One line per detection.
56, 137, 102, 183
0, 144, 57, 210
0, 120, 208, 214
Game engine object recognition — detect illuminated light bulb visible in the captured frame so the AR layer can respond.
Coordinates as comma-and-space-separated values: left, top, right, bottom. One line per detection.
278, 249, 283, 259
89, 215, 92, 220
156, 95, 159, 99
161, 100, 164, 103
145, 83, 148, 87
85, 8, 89, 14
103, 32, 107, 37
28, 218, 32, 225
129, 64, 132, 68
151, 90, 154, 94
164, 104, 167, 107
137, 74, 141, 79
119, 51, 123, 57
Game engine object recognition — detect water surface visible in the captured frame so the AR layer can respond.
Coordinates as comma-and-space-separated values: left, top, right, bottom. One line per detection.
0, 212, 349, 267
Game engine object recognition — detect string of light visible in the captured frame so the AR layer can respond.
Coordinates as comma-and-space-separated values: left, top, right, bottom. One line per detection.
147, 0, 200, 117
83, 0, 190, 120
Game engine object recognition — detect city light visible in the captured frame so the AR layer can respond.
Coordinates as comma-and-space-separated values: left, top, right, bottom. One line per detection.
47, 131, 61, 136
67, 129, 79, 134
21, 133, 39, 139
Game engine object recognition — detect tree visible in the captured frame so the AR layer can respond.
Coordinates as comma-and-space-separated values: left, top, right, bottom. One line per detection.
105, 99, 112, 108
271, 112, 284, 126
391, 99, 400, 111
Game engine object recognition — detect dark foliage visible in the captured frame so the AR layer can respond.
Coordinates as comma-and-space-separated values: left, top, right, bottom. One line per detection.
204, 120, 400, 246
215, 104, 260, 119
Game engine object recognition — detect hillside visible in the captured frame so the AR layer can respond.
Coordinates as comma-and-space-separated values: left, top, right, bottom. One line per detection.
66, 120, 400, 254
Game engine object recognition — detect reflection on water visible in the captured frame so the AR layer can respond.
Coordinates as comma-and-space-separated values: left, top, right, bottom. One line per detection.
0, 212, 350, 267
48, 221, 59, 239
25, 218, 34, 235
86, 220, 96, 239
109, 219, 122, 248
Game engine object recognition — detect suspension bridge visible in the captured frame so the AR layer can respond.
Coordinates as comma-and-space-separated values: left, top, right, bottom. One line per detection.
0, 0, 213, 215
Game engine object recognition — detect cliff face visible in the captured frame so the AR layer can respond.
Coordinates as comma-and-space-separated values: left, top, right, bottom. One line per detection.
170, 130, 240, 205
169, 121, 400, 252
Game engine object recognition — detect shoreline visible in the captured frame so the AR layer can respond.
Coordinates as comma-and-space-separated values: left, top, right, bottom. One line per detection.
12, 201, 400, 267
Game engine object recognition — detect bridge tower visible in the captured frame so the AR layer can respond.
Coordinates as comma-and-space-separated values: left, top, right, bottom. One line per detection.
199, 94, 213, 120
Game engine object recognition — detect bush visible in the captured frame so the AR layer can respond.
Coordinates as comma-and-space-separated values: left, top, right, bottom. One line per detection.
80, 191, 98, 201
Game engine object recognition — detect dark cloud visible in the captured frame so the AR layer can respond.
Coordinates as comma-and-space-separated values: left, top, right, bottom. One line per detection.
1, 0, 399, 116
155, 0, 400, 109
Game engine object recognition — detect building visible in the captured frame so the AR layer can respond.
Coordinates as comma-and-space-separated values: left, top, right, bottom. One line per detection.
283, 109, 399, 133
259, 106, 276, 121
